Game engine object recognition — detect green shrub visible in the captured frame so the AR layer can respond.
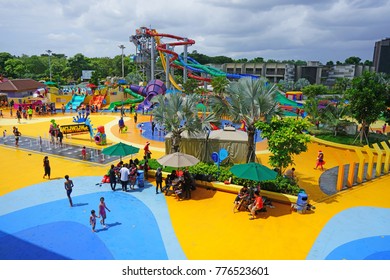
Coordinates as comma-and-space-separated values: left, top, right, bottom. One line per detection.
148, 160, 301, 195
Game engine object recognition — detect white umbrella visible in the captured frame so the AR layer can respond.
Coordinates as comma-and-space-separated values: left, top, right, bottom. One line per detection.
157, 152, 200, 168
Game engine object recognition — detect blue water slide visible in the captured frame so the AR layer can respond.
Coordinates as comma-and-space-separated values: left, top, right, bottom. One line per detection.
65, 94, 86, 110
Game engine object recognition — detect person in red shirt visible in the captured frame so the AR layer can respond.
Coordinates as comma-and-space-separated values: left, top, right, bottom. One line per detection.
144, 141, 151, 159
248, 190, 263, 220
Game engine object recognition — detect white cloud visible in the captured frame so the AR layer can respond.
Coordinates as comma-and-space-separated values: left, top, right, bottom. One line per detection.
0, 0, 389, 63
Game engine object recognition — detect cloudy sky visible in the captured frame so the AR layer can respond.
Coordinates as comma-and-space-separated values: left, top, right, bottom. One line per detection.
1, 0, 389, 64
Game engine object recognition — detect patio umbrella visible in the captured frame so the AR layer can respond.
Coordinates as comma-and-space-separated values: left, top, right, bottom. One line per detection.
157, 152, 200, 168
230, 162, 277, 182
102, 142, 140, 160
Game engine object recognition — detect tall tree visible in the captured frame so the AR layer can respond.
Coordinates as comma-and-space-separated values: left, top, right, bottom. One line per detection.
211, 76, 229, 95
320, 102, 350, 136
345, 71, 389, 143
255, 117, 311, 173
66, 53, 91, 81
302, 84, 328, 99
151, 93, 215, 152
344, 56, 361, 65
210, 77, 280, 162
294, 78, 310, 90
303, 97, 321, 129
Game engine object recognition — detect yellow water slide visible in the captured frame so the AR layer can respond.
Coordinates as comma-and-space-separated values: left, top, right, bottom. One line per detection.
151, 30, 183, 91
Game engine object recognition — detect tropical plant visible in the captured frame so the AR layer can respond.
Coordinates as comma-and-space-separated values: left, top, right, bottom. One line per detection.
302, 84, 329, 99
303, 97, 321, 128
211, 76, 229, 95
294, 78, 310, 90
209, 77, 281, 162
255, 117, 311, 173
151, 93, 216, 152
319, 102, 350, 136
182, 78, 199, 94
345, 71, 389, 143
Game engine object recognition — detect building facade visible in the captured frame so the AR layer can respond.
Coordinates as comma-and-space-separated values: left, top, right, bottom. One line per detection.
373, 38, 390, 74
216, 62, 375, 87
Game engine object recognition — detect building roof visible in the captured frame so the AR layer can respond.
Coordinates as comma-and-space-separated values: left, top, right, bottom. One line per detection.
0, 79, 45, 92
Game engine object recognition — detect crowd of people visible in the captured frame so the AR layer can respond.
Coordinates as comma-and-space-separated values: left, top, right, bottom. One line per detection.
106, 158, 147, 192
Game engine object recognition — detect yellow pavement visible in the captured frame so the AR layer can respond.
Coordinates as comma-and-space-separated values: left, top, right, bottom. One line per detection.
1, 111, 389, 259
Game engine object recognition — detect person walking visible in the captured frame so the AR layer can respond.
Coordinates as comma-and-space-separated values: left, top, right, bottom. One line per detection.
13, 127, 21, 147
89, 210, 99, 232
155, 167, 163, 194
134, 111, 138, 124
98, 197, 110, 228
64, 175, 74, 207
151, 121, 156, 136
16, 109, 21, 123
43, 156, 51, 179
315, 150, 325, 171
118, 117, 125, 133
109, 164, 117, 191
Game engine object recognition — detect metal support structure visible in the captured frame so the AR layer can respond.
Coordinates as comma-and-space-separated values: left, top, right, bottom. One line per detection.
183, 38, 188, 83
46, 50, 52, 81
150, 36, 155, 80
165, 45, 170, 88
118, 44, 126, 78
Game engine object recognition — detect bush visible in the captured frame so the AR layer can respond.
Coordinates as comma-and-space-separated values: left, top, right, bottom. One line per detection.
148, 160, 301, 195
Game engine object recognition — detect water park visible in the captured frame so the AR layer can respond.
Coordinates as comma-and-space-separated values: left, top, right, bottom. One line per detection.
0, 27, 390, 262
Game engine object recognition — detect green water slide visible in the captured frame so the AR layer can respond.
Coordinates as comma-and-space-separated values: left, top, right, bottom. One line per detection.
107, 88, 144, 110
276, 90, 302, 107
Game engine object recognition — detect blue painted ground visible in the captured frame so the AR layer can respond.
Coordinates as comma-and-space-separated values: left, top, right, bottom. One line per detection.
0, 176, 186, 260
307, 207, 390, 260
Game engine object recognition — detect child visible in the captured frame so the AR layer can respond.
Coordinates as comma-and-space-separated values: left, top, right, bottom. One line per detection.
315, 150, 325, 171
98, 197, 110, 228
81, 146, 87, 160
90, 210, 100, 232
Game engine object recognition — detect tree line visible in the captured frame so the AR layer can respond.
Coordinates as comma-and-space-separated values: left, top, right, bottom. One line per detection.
1, 50, 372, 85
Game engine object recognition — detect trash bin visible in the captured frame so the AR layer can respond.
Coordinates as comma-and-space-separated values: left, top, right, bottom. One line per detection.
137, 170, 144, 188
296, 191, 308, 214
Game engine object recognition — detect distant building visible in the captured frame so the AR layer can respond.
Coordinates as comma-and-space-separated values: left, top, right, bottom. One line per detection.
216, 61, 375, 87
373, 38, 390, 74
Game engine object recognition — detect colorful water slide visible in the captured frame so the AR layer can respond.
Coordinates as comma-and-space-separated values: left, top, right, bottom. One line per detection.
145, 28, 259, 89
65, 94, 86, 110
107, 88, 144, 110
89, 94, 106, 110
148, 29, 191, 90
276, 91, 302, 108
276, 90, 305, 116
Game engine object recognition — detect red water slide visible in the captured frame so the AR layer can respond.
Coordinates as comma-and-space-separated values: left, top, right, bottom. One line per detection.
145, 29, 210, 82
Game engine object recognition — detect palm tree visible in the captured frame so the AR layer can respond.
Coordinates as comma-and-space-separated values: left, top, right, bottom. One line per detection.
209, 77, 280, 162
151, 93, 215, 153
303, 97, 321, 129
320, 102, 350, 136
211, 76, 229, 96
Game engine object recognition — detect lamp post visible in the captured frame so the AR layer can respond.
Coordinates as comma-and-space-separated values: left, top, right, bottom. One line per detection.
46, 50, 52, 81
118, 44, 126, 78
